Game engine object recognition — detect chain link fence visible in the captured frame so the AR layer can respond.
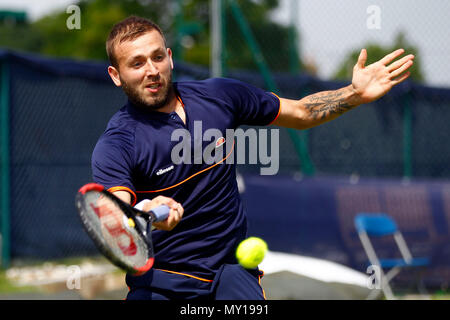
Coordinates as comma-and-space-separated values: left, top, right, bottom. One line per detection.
207, 0, 450, 179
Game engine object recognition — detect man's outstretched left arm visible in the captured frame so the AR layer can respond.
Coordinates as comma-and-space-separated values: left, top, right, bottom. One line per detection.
273, 48, 415, 130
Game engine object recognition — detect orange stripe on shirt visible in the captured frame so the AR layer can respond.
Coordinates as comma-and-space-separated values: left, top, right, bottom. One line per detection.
258, 269, 267, 300
176, 94, 185, 107
107, 186, 137, 206
268, 92, 282, 125
137, 140, 235, 194
155, 268, 213, 283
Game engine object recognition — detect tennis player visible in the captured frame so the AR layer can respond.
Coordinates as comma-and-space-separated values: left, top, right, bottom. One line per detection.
92, 16, 414, 300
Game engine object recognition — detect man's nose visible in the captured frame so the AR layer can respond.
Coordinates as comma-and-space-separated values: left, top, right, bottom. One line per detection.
144, 60, 158, 76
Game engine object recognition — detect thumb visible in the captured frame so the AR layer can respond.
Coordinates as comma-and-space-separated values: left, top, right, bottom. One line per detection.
356, 49, 367, 69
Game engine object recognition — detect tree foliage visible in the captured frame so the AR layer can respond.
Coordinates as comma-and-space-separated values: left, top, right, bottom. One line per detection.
224, 0, 293, 72
0, 0, 297, 73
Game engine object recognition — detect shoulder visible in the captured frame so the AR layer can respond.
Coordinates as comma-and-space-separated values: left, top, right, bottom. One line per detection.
106, 105, 138, 133
175, 78, 254, 98
93, 106, 137, 156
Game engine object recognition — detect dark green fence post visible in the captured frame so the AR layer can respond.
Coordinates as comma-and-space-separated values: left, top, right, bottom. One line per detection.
297, 89, 315, 176
228, 0, 315, 175
0, 59, 11, 269
402, 93, 413, 179
221, 0, 227, 77
174, 0, 184, 63
228, 0, 277, 90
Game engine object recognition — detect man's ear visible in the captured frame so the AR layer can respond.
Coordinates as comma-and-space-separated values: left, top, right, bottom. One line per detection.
167, 48, 174, 70
108, 66, 122, 87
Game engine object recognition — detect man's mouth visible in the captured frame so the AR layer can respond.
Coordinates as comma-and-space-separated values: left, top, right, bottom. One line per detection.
145, 83, 162, 93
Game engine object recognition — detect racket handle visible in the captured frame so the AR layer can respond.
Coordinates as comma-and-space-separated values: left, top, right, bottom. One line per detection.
150, 205, 170, 222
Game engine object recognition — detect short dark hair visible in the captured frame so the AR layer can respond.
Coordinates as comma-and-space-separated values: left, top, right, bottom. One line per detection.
106, 16, 166, 68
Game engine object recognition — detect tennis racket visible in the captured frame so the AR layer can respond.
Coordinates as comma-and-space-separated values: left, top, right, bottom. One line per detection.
75, 183, 169, 275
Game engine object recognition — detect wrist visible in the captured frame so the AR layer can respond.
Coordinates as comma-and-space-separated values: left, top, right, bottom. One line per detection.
348, 84, 364, 107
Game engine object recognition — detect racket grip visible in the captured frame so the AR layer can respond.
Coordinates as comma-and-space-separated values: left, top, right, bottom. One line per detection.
150, 205, 170, 222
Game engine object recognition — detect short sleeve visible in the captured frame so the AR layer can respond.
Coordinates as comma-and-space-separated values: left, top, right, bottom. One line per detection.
212, 78, 281, 127
91, 129, 137, 205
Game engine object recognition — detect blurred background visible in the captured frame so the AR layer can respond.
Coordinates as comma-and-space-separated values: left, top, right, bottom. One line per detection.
0, 0, 449, 300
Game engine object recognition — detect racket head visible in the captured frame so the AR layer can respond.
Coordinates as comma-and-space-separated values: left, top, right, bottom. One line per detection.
76, 183, 154, 275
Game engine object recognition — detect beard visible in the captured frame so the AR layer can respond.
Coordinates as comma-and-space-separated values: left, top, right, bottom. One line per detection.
121, 72, 173, 111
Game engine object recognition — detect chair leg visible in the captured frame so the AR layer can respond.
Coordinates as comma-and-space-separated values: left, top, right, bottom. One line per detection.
365, 267, 398, 300
374, 267, 400, 300
416, 268, 429, 296
384, 267, 401, 283
381, 276, 396, 300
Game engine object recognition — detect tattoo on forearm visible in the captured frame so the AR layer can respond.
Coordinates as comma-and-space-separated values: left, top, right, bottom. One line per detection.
304, 90, 356, 121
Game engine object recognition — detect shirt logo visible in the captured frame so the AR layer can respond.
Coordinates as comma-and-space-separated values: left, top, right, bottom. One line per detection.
156, 165, 174, 176
215, 137, 226, 148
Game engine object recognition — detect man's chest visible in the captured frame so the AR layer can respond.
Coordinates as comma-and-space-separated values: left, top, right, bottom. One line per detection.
132, 105, 235, 192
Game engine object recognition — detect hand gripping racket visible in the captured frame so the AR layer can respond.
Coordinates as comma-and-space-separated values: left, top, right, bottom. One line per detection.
75, 183, 169, 275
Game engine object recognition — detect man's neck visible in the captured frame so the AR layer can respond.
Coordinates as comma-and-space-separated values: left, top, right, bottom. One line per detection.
158, 88, 186, 125
157, 87, 178, 114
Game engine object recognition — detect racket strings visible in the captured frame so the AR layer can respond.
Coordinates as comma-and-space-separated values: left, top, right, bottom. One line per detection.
84, 192, 149, 268
96, 201, 137, 256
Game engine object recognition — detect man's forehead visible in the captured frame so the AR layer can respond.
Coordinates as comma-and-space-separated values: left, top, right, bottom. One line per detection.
115, 30, 166, 61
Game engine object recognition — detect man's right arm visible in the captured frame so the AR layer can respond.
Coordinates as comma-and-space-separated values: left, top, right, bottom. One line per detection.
272, 49, 414, 130
113, 190, 184, 231
113, 190, 132, 204
93, 128, 184, 231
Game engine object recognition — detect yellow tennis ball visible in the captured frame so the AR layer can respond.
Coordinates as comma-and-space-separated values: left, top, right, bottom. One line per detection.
236, 237, 268, 269
127, 218, 135, 228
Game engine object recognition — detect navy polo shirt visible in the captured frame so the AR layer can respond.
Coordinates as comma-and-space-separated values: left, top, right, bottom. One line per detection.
92, 77, 280, 279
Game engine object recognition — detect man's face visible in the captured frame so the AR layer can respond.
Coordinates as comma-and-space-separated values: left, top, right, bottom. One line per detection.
108, 30, 174, 110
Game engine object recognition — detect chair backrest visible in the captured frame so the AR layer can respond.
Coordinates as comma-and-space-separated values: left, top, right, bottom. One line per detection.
355, 213, 398, 236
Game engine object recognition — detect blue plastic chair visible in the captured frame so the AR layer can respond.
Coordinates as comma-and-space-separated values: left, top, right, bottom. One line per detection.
355, 213, 430, 299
